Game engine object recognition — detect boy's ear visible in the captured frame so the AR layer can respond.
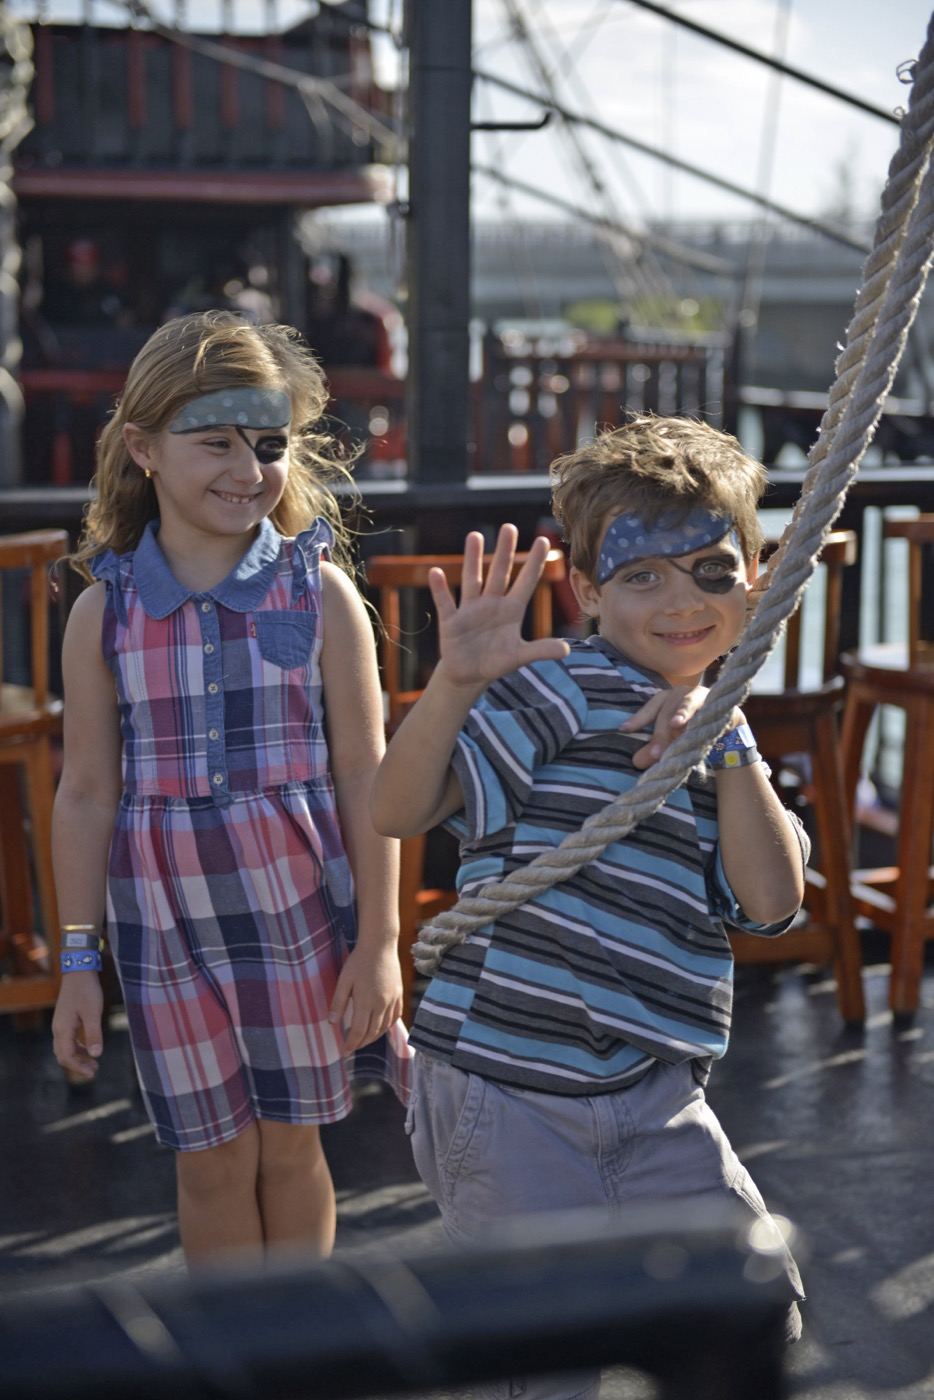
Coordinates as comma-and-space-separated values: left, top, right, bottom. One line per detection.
123, 423, 156, 474
570, 565, 601, 621
745, 554, 760, 587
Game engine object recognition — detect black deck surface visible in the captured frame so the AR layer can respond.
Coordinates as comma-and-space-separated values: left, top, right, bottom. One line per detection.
2, 941, 932, 1399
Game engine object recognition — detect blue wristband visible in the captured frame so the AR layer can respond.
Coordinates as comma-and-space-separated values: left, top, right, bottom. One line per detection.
60, 950, 103, 973
707, 722, 760, 770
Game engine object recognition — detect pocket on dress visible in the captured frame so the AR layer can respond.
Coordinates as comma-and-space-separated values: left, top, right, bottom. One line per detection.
253, 611, 317, 669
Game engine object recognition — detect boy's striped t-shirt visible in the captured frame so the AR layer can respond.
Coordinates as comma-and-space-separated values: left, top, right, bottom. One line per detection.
409, 635, 806, 1095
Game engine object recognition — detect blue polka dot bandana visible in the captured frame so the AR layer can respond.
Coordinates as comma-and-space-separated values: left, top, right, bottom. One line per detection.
167, 387, 291, 433
597, 507, 734, 585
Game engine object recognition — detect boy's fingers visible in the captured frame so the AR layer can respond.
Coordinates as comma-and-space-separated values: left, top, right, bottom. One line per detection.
427, 567, 457, 619
631, 739, 660, 770
483, 523, 519, 597
460, 530, 489, 600
508, 534, 552, 605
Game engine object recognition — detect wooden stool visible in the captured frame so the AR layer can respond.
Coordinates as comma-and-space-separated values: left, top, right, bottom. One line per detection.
730, 531, 866, 1025
366, 547, 567, 1023
839, 514, 934, 1016
0, 530, 69, 1015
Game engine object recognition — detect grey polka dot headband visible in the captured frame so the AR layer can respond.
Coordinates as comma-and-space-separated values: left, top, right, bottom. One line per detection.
167, 387, 291, 433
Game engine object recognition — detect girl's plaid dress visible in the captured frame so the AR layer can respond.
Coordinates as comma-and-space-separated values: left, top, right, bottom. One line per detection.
91, 516, 411, 1151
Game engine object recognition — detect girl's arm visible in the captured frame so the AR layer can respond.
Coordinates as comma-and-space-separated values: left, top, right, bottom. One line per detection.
320, 561, 403, 1053
713, 707, 806, 925
371, 525, 570, 839
51, 584, 124, 1080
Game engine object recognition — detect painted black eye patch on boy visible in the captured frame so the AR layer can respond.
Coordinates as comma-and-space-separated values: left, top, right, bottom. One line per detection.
664, 548, 742, 594
167, 387, 291, 464
597, 507, 743, 594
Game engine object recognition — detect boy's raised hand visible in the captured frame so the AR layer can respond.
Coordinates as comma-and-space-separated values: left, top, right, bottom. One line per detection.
429, 524, 569, 689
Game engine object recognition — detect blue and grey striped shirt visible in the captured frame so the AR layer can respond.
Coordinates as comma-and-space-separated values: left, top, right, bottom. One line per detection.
410, 635, 807, 1094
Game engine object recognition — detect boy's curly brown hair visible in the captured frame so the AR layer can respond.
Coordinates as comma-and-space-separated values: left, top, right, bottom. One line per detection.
550, 414, 767, 580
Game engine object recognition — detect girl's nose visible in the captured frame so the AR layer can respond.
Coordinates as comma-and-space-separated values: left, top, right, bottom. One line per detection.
227, 442, 264, 482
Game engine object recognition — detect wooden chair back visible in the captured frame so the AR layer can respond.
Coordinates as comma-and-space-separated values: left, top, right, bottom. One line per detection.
883, 515, 934, 668
364, 545, 567, 1024
0, 530, 69, 724
760, 529, 858, 691
366, 548, 567, 730
0, 529, 69, 1015
736, 526, 865, 1025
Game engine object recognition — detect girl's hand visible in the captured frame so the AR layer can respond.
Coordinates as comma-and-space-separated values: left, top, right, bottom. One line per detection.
329, 944, 404, 1055
430, 524, 569, 693
621, 686, 714, 769
52, 974, 105, 1080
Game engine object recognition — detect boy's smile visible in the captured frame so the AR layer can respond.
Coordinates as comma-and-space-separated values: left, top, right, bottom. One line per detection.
572, 518, 755, 686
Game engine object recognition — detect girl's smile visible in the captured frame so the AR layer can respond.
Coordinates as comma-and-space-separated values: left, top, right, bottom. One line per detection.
212, 488, 266, 505
123, 416, 291, 580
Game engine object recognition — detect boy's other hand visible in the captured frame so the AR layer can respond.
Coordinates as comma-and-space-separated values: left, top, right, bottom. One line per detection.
429, 524, 569, 691
621, 685, 711, 769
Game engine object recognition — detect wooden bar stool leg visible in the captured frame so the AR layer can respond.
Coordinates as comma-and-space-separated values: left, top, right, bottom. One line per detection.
22, 736, 61, 982
811, 709, 865, 1024
0, 762, 35, 970
889, 697, 934, 1017
840, 682, 877, 821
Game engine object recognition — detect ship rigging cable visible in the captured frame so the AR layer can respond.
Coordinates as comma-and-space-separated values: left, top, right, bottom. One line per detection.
414, 13, 934, 975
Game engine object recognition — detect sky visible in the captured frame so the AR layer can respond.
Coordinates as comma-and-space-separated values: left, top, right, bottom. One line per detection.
369, 0, 934, 230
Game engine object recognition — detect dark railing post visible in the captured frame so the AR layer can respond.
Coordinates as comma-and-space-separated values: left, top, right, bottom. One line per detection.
404, 1, 472, 485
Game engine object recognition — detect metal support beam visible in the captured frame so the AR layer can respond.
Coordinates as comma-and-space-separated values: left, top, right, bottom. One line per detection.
404, 1, 472, 484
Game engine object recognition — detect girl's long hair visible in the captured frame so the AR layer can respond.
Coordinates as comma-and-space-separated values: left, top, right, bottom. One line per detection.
69, 309, 360, 581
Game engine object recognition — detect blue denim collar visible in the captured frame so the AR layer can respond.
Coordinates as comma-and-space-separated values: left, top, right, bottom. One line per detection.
133, 517, 283, 619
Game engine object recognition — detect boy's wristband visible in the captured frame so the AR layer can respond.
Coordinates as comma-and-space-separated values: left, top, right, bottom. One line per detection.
707, 722, 761, 770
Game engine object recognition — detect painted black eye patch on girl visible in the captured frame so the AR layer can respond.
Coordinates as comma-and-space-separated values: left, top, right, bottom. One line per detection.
238, 428, 288, 464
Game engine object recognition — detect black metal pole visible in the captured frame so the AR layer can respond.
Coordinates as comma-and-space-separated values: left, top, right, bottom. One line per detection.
404, 0, 473, 485
0, 1205, 793, 1400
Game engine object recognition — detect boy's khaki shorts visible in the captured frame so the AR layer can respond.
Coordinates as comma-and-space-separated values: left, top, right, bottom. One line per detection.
406, 1051, 803, 1400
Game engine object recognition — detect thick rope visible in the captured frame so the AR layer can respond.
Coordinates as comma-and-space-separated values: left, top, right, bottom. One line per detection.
414, 16, 934, 975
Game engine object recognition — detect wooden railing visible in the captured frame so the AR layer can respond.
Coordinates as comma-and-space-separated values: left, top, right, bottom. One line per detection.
15, 337, 732, 486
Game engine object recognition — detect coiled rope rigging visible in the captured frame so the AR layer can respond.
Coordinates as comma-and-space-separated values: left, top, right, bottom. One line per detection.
414, 14, 934, 977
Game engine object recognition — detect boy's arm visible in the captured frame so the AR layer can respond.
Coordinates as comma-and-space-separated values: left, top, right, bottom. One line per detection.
371, 525, 570, 839
712, 706, 806, 925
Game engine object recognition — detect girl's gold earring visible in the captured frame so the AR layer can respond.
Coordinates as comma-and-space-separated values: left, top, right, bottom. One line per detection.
144, 468, 152, 479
